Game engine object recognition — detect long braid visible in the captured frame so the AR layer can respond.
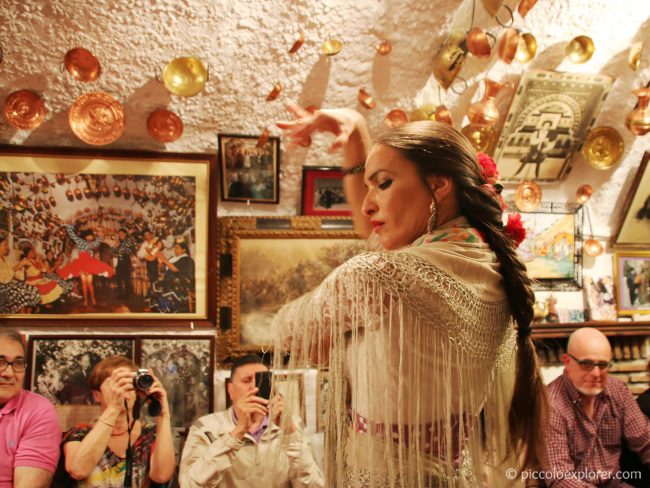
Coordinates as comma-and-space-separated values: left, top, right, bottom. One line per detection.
376, 121, 549, 470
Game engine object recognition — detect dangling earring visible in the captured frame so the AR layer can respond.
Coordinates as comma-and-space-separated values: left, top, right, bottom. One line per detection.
427, 198, 438, 233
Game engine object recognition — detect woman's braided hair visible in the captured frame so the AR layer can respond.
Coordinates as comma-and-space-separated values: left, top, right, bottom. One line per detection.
375, 120, 548, 470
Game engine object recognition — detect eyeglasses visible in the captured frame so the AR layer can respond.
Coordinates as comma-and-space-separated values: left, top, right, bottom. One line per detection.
568, 353, 612, 372
0, 357, 26, 373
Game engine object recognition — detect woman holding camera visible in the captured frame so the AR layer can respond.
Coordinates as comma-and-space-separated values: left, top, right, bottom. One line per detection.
62, 355, 175, 487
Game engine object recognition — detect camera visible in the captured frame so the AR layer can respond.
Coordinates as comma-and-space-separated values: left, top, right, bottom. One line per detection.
133, 369, 154, 391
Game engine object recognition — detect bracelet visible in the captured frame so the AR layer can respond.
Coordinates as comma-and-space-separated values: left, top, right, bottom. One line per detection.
342, 163, 365, 176
97, 416, 116, 428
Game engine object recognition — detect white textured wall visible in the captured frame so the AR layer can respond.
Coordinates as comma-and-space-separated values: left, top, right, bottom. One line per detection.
1, 0, 646, 228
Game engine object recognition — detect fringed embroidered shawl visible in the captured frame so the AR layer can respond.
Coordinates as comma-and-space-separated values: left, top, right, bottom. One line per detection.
272, 217, 518, 487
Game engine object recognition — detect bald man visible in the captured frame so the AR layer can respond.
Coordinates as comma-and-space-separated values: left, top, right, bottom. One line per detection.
543, 327, 650, 487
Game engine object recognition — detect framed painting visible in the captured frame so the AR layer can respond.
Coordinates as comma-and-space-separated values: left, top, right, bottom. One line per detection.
583, 275, 617, 321
301, 166, 351, 216
612, 152, 650, 249
507, 202, 583, 290
613, 252, 650, 315
272, 372, 306, 424
218, 133, 280, 203
28, 335, 135, 431
0, 145, 217, 327
217, 216, 365, 361
139, 335, 215, 428
494, 70, 612, 182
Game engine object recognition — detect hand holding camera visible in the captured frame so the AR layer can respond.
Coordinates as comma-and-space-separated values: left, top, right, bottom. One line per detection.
132, 369, 168, 418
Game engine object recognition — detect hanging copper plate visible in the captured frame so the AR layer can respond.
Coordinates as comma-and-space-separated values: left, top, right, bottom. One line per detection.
575, 184, 593, 205
376, 40, 392, 55
4, 90, 47, 130
256, 128, 270, 147
146, 108, 183, 143
566, 36, 595, 64
358, 89, 376, 109
582, 126, 624, 170
69, 92, 125, 145
514, 180, 542, 212
384, 109, 408, 128
434, 105, 453, 125
289, 31, 304, 54
266, 83, 282, 101
64, 47, 101, 82
461, 124, 495, 153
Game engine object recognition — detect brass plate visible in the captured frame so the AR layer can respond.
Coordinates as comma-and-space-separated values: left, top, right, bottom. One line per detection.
514, 180, 542, 212
64, 47, 101, 82
461, 124, 495, 153
162, 57, 208, 97
146, 108, 183, 143
582, 126, 624, 170
4, 89, 46, 130
69, 92, 125, 145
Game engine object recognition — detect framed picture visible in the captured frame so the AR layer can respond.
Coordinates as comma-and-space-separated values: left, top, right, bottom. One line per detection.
507, 202, 583, 290
217, 216, 365, 360
218, 133, 280, 203
0, 145, 217, 327
613, 252, 650, 315
272, 372, 305, 423
583, 275, 617, 321
28, 335, 135, 431
301, 166, 351, 216
139, 336, 215, 428
316, 370, 329, 432
494, 70, 612, 182
612, 152, 650, 249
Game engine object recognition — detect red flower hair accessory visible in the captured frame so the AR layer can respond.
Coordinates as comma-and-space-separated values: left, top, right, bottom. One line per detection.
477, 152, 499, 185
505, 213, 526, 247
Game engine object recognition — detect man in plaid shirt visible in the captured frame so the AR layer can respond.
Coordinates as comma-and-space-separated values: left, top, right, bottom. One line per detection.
543, 327, 650, 487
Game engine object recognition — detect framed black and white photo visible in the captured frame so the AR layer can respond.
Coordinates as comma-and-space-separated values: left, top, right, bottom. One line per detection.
139, 336, 215, 428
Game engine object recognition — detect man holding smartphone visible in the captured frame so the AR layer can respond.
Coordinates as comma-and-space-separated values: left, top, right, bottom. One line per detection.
179, 354, 324, 487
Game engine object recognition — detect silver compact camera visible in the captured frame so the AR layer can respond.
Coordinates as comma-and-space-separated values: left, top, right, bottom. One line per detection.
133, 369, 154, 391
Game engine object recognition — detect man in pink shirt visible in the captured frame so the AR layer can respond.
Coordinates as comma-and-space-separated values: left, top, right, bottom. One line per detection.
0, 330, 61, 488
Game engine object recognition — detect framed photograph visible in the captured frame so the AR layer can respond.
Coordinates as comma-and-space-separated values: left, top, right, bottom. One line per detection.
28, 335, 135, 431
613, 252, 650, 315
301, 166, 351, 216
217, 216, 365, 360
272, 372, 305, 423
612, 152, 650, 249
583, 275, 617, 321
494, 70, 612, 182
507, 202, 584, 290
0, 145, 217, 327
316, 370, 329, 432
139, 336, 215, 428
218, 133, 280, 203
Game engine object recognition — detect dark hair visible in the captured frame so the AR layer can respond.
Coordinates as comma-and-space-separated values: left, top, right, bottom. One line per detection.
0, 329, 26, 354
176, 241, 190, 255
20, 243, 33, 260
375, 121, 548, 470
230, 354, 267, 380
118, 227, 128, 234
79, 229, 94, 239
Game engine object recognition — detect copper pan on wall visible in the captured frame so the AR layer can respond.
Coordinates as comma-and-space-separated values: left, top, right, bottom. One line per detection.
4, 89, 47, 130
147, 108, 183, 143
69, 92, 125, 145
64, 47, 101, 82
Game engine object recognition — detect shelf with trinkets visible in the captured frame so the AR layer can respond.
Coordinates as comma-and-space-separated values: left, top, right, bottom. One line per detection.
532, 320, 650, 339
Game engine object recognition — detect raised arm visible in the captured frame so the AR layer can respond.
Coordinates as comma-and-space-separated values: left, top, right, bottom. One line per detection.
277, 103, 373, 238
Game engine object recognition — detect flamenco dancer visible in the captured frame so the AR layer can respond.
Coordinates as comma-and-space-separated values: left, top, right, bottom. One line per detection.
58, 223, 115, 308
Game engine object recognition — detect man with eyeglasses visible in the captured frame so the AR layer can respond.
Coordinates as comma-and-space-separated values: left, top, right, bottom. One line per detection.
0, 330, 61, 488
543, 327, 650, 487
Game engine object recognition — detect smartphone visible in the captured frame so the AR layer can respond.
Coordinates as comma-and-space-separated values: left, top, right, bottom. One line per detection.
255, 371, 273, 400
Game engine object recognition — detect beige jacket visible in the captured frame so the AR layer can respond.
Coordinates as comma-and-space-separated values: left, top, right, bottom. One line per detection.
179, 408, 324, 488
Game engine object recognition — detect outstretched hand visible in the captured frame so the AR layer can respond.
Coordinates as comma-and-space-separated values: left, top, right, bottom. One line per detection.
276, 102, 363, 152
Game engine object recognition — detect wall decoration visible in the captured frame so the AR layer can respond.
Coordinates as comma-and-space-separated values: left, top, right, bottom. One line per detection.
614, 252, 650, 316
139, 336, 214, 428
28, 335, 135, 406
272, 372, 306, 423
506, 202, 583, 290
494, 70, 612, 182
0, 145, 217, 327
612, 152, 650, 249
218, 133, 280, 203
217, 216, 365, 360
301, 166, 350, 217
316, 370, 329, 432
583, 275, 617, 321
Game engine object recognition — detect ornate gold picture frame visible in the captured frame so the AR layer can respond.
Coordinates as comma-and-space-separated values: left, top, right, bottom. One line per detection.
216, 216, 364, 362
